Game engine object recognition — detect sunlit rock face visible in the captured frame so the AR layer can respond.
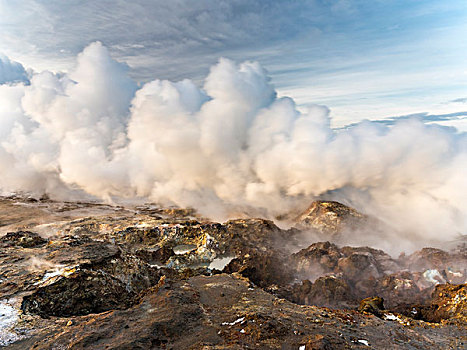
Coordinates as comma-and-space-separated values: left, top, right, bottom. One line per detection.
0, 196, 465, 349
395, 283, 467, 324
295, 201, 367, 236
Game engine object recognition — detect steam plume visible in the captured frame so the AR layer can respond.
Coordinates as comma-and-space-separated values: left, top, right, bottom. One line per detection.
0, 42, 465, 249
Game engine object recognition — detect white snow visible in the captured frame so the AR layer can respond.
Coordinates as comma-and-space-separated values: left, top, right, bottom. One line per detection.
384, 313, 401, 321
135, 223, 152, 228
0, 300, 20, 346
208, 256, 235, 270
204, 233, 214, 247
358, 339, 369, 346
222, 317, 245, 326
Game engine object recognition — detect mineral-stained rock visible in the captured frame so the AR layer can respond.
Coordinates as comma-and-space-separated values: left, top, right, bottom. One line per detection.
0, 197, 466, 349
374, 271, 430, 309
294, 200, 366, 236
358, 296, 385, 317
292, 241, 343, 280
0, 231, 47, 248
9, 274, 466, 350
402, 247, 467, 285
288, 241, 464, 310
397, 283, 467, 324
21, 269, 135, 317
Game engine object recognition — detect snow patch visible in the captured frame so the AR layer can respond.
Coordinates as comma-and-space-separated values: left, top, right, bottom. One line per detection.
384, 313, 401, 321
358, 339, 369, 346
222, 317, 245, 326
0, 300, 20, 346
208, 256, 235, 270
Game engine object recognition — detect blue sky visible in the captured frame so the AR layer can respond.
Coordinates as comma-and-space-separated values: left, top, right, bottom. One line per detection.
0, 0, 466, 127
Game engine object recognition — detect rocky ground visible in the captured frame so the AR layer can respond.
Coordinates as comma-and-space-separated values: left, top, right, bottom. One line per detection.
0, 196, 465, 349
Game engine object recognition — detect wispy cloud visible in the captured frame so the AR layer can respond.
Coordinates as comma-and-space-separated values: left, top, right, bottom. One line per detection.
1, 0, 466, 124
340, 111, 467, 129
0, 54, 29, 84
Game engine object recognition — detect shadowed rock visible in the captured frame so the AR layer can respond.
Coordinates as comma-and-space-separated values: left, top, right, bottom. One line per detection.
0, 231, 47, 248
396, 283, 467, 324
21, 270, 135, 317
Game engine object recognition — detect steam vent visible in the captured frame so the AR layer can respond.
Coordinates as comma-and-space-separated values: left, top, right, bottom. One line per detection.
1, 1, 467, 348
0, 196, 465, 349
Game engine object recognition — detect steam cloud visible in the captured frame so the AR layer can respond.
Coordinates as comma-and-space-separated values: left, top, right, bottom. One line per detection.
0, 42, 465, 249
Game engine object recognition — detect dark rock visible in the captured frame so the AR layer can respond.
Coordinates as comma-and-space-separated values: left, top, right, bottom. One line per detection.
10, 274, 465, 350
135, 245, 174, 264
1, 197, 466, 349
21, 269, 135, 317
223, 250, 292, 288
46, 240, 120, 266
292, 241, 342, 279
374, 271, 430, 309
0, 231, 47, 248
397, 283, 467, 324
338, 252, 381, 282
289, 276, 355, 308
310, 276, 355, 308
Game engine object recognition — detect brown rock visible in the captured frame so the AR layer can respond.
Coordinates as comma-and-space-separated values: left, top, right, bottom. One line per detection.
292, 241, 342, 280
338, 252, 381, 282
223, 250, 292, 288
398, 283, 467, 324
289, 276, 356, 309
21, 269, 135, 317
294, 200, 366, 236
359, 296, 385, 317
0, 231, 47, 248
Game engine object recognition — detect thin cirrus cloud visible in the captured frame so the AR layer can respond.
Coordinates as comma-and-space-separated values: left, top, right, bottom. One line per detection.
450, 97, 467, 104
0, 0, 466, 125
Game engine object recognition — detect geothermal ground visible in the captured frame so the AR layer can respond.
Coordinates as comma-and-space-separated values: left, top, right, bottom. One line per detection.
0, 196, 465, 349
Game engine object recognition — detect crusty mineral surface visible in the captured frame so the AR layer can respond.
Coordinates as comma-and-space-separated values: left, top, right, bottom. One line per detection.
0, 196, 465, 349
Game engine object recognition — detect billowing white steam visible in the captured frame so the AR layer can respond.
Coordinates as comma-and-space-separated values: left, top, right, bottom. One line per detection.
0, 42, 466, 247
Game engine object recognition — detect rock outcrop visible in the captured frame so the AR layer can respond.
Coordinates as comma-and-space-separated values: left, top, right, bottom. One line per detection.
295, 200, 367, 236
0, 196, 465, 349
